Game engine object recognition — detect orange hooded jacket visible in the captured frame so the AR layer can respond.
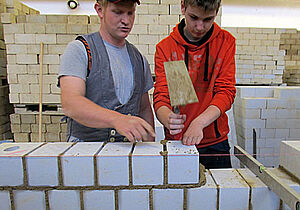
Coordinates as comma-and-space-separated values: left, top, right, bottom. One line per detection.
153, 20, 236, 148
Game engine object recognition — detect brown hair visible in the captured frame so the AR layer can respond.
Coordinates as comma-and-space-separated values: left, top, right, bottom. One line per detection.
96, 0, 137, 8
183, 0, 221, 11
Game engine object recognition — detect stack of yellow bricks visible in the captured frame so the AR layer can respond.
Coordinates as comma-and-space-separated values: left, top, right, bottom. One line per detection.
0, 0, 39, 140
280, 29, 300, 85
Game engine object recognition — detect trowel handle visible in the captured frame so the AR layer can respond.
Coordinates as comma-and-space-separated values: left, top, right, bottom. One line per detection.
173, 106, 180, 114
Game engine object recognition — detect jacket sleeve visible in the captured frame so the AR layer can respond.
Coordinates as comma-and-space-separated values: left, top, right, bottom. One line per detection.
153, 44, 172, 112
209, 37, 236, 115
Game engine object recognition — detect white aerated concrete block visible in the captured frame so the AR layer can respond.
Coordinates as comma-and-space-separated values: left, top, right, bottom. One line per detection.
153, 189, 183, 210
61, 142, 104, 186
118, 189, 149, 210
83, 190, 115, 210
132, 142, 163, 185
280, 141, 300, 180
97, 143, 132, 186
0, 143, 42, 186
0, 191, 11, 210
270, 168, 300, 210
238, 169, 280, 210
26, 143, 73, 186
14, 191, 46, 210
167, 141, 199, 184
49, 190, 80, 210
211, 169, 249, 210
187, 172, 218, 209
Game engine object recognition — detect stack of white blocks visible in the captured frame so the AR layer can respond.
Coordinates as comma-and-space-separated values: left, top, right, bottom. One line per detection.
1, 141, 300, 209
234, 86, 300, 167
0, 141, 200, 210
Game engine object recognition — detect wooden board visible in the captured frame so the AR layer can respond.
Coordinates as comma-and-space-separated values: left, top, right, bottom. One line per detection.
164, 61, 198, 107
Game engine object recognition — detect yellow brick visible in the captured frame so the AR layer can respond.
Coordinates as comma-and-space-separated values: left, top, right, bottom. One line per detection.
138, 14, 158, 24
31, 124, 46, 133
10, 83, 29, 94
68, 15, 88, 24
15, 34, 35, 44
66, 24, 87, 34
3, 23, 24, 34
46, 15, 67, 23
4, 34, 15, 44
43, 55, 60, 65
13, 132, 29, 142
9, 93, 19, 103
26, 15, 46, 23
6, 45, 27, 54
148, 5, 169, 15
35, 34, 56, 44
170, 5, 181, 15
29, 84, 50, 94
138, 34, 159, 45
48, 45, 66, 54
89, 15, 100, 24
21, 123, 31, 132
46, 23, 67, 34
159, 15, 179, 25
57, 34, 77, 44
149, 25, 168, 35
16, 54, 37, 64
88, 24, 99, 33
136, 4, 148, 14
25, 23, 45, 34
131, 24, 148, 34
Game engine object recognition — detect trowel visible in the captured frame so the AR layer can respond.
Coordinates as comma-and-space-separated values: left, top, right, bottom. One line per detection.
164, 60, 199, 113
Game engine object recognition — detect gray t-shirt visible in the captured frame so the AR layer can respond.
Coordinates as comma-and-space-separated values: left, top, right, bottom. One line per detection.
59, 40, 153, 104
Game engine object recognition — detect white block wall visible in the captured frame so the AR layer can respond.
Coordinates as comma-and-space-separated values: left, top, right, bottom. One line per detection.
1, 141, 299, 209
280, 141, 300, 179
234, 86, 300, 167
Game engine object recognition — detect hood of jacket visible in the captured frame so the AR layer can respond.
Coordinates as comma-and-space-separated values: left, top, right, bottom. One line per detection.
170, 19, 222, 51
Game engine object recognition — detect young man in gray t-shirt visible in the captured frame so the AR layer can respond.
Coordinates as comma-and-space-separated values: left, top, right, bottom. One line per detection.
59, 0, 155, 142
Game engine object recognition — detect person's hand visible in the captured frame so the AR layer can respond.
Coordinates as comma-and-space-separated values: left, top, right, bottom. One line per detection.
112, 115, 155, 142
166, 112, 186, 135
182, 118, 204, 146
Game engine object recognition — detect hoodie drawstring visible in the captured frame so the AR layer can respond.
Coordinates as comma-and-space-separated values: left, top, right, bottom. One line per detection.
204, 43, 209, 81
184, 43, 209, 81
184, 45, 189, 71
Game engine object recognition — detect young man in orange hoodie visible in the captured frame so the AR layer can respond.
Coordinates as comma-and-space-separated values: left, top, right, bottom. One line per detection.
153, 0, 236, 169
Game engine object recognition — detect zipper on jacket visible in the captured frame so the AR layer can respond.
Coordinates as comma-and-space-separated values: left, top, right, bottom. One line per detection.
204, 43, 209, 81
184, 45, 189, 71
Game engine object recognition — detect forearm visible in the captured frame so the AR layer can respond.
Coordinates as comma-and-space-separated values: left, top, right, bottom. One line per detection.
62, 94, 123, 129
193, 105, 221, 129
156, 106, 172, 129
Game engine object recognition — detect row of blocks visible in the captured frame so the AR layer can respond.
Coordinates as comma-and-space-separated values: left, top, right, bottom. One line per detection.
0, 168, 299, 210
234, 86, 300, 167
0, 141, 200, 187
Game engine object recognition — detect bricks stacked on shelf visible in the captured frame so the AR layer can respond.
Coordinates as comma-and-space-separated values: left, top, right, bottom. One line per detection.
9, 113, 66, 142
233, 86, 300, 167
0, 0, 39, 140
0, 83, 13, 140
0, 141, 299, 209
280, 29, 300, 86
224, 27, 286, 85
